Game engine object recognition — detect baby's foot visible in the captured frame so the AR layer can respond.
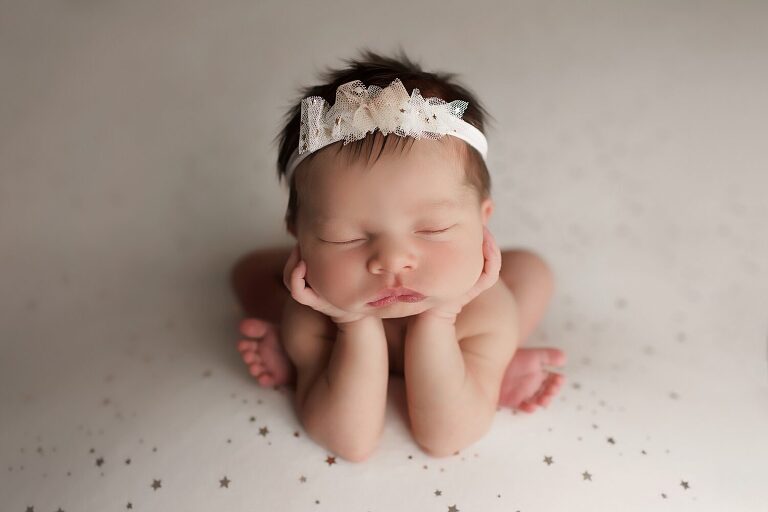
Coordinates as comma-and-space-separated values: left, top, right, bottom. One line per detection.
237, 318, 296, 388
498, 347, 566, 413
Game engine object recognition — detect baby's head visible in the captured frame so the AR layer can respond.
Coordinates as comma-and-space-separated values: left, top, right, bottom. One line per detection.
274, 49, 494, 319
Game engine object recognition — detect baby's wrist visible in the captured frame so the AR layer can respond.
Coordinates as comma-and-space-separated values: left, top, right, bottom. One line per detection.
333, 314, 381, 332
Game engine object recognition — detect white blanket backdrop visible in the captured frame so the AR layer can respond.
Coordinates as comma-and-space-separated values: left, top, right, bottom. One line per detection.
2, 1, 767, 511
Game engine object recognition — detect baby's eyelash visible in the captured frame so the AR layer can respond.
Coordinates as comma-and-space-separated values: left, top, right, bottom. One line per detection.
322, 226, 453, 245
418, 227, 451, 234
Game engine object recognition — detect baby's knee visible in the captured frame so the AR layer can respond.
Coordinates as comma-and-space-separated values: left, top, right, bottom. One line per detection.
502, 249, 555, 291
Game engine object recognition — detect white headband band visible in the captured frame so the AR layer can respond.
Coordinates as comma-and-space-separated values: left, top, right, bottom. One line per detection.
284, 78, 488, 180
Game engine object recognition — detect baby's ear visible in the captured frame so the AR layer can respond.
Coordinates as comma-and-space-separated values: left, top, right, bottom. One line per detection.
480, 197, 494, 225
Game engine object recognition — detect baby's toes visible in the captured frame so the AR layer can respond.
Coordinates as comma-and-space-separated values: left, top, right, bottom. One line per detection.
240, 318, 270, 338
248, 361, 267, 377
544, 348, 566, 366
517, 400, 538, 413
256, 373, 275, 387
241, 351, 261, 364
536, 373, 564, 405
237, 339, 259, 353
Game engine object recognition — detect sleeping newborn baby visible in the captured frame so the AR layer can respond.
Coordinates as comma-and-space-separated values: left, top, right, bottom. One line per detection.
230, 50, 566, 462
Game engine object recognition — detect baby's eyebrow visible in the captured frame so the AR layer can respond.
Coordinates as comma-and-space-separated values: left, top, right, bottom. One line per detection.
413, 198, 463, 212
313, 198, 462, 226
311, 199, 462, 226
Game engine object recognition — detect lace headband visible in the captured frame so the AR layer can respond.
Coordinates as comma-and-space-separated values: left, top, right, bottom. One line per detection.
284, 78, 488, 180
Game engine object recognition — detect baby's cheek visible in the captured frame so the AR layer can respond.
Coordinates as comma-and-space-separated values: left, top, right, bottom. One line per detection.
305, 253, 361, 306
426, 243, 482, 291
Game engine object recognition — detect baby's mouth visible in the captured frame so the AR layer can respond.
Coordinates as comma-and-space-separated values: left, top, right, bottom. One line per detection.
366, 287, 426, 307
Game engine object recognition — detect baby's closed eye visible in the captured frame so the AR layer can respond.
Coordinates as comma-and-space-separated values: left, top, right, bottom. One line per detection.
319, 225, 456, 245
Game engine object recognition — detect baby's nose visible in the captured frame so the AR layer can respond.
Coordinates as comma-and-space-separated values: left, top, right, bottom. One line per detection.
367, 242, 417, 274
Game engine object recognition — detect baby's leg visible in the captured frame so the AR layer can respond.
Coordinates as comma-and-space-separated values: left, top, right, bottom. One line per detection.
498, 249, 566, 413
231, 247, 296, 387
499, 249, 555, 345
231, 247, 292, 323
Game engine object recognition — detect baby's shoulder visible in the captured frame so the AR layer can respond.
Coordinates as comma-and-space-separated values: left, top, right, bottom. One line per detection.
455, 280, 519, 341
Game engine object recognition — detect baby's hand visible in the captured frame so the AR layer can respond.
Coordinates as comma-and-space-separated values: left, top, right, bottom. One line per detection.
419, 225, 502, 323
283, 243, 367, 325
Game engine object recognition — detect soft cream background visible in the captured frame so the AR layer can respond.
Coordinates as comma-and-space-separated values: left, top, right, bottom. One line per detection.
1, 1, 767, 511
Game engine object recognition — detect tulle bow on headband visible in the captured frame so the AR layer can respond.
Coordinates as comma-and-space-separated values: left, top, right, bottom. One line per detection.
285, 78, 488, 178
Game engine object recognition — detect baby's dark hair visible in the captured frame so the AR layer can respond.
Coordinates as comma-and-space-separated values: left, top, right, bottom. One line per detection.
273, 48, 494, 235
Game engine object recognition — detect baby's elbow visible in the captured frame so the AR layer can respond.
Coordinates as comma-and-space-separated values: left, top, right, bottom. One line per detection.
415, 419, 492, 458
303, 421, 379, 463
337, 444, 377, 463
414, 430, 467, 458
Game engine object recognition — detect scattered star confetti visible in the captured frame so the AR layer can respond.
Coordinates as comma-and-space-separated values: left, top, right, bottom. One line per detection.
607, 437, 616, 444
127, 503, 133, 509
681, 480, 690, 490
543, 456, 554, 465
151, 479, 162, 490
448, 505, 460, 512
96, 457, 104, 467
582, 471, 592, 481
259, 426, 269, 437
124, 458, 131, 464
299, 475, 307, 483
325, 456, 336, 466
249, 416, 256, 422
219, 476, 231, 488
434, 490, 442, 496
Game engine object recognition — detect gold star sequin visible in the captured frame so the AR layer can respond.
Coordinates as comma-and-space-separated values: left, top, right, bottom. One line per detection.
151, 479, 162, 490
543, 456, 554, 465
219, 476, 231, 488
325, 455, 336, 466
680, 480, 690, 490
448, 505, 460, 512
259, 426, 269, 437
582, 471, 592, 481
434, 489, 442, 496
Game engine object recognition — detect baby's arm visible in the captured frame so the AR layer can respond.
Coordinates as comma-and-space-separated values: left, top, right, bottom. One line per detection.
282, 301, 389, 462
404, 299, 517, 457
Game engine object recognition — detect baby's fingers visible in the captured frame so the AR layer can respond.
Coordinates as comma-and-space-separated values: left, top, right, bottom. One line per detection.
481, 226, 502, 280
282, 244, 300, 291
288, 260, 322, 307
